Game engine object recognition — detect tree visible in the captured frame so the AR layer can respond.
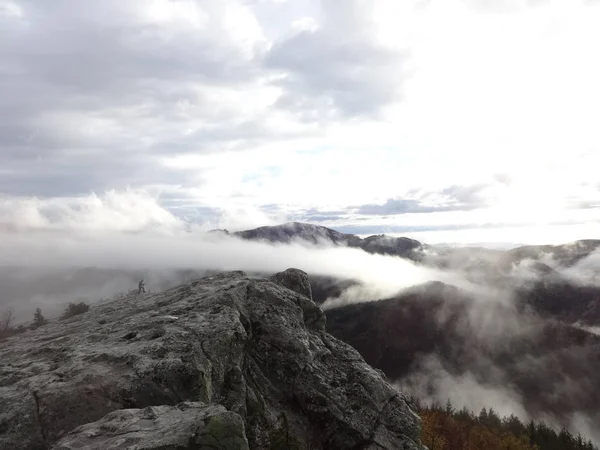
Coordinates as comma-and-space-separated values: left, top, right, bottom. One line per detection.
528, 420, 536, 446
444, 399, 454, 415
478, 408, 489, 425
32, 308, 47, 328
420, 409, 447, 450
1, 308, 14, 335
417, 400, 595, 450
485, 408, 502, 430
456, 406, 473, 422
503, 414, 526, 437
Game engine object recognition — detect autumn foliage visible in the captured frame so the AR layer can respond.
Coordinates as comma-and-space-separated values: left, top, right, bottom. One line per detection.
417, 400, 597, 450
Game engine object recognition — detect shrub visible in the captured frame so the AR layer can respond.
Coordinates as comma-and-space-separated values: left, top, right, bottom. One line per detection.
60, 302, 90, 320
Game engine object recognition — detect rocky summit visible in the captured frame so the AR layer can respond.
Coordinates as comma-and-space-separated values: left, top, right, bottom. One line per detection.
0, 269, 424, 450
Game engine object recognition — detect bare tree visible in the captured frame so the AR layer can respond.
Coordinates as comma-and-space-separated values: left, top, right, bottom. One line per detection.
1, 308, 14, 335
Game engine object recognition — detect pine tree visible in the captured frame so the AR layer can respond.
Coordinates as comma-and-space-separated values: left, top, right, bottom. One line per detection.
417, 400, 598, 450
478, 407, 489, 426
528, 420, 536, 446
33, 308, 47, 328
444, 398, 454, 415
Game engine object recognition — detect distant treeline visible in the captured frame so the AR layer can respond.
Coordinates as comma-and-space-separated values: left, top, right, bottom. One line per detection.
413, 399, 597, 450
0, 302, 90, 339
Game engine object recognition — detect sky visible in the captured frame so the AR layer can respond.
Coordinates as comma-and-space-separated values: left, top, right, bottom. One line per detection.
2, 0, 600, 245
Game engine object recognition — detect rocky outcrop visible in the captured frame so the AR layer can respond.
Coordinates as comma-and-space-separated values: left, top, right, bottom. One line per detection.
52, 402, 249, 450
269, 268, 313, 301
0, 269, 424, 450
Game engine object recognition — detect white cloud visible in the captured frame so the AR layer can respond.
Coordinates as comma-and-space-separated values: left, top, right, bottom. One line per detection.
0, 189, 453, 322
0, 190, 184, 233
141, 0, 210, 28
0, 0, 22, 18
397, 355, 529, 420
1, 0, 600, 243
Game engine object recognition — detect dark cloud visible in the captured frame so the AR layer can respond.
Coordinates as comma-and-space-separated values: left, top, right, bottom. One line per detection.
260, 204, 283, 213
264, 0, 408, 120
333, 217, 600, 237
0, 0, 269, 197
265, 206, 349, 223
0, 149, 196, 197
355, 184, 490, 215
440, 183, 489, 204
265, 186, 491, 228
0, 0, 412, 202
357, 198, 456, 215
301, 215, 347, 222
151, 116, 311, 156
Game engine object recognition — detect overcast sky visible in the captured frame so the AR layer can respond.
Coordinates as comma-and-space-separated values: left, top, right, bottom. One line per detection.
2, 0, 600, 245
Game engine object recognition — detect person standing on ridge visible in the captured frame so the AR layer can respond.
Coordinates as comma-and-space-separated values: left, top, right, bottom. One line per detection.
138, 279, 146, 294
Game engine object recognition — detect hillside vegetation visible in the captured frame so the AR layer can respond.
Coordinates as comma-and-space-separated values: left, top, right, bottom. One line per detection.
417, 400, 597, 450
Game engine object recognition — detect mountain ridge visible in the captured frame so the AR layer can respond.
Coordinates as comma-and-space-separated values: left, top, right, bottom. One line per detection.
217, 222, 427, 261
324, 279, 600, 431
219, 221, 600, 268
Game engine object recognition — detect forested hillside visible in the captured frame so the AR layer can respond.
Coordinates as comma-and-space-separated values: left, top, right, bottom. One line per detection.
417, 400, 597, 450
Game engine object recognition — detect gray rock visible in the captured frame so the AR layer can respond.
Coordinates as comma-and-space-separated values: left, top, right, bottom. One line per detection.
269, 268, 313, 300
269, 268, 325, 331
51, 402, 248, 450
0, 270, 424, 450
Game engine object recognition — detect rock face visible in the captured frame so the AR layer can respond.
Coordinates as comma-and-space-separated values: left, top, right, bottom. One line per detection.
52, 402, 249, 450
0, 269, 424, 450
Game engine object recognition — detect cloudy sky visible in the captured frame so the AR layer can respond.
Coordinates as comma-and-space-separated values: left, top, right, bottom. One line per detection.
2, 0, 600, 245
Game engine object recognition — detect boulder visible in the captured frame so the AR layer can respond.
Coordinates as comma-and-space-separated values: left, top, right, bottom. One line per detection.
51, 402, 248, 450
269, 268, 313, 300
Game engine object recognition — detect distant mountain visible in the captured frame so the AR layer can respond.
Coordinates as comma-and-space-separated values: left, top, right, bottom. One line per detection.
231, 222, 426, 261
234, 222, 354, 245
506, 239, 600, 268
515, 279, 600, 325
423, 240, 600, 276
231, 223, 600, 271
226, 223, 600, 434
230, 223, 600, 325
325, 281, 600, 426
